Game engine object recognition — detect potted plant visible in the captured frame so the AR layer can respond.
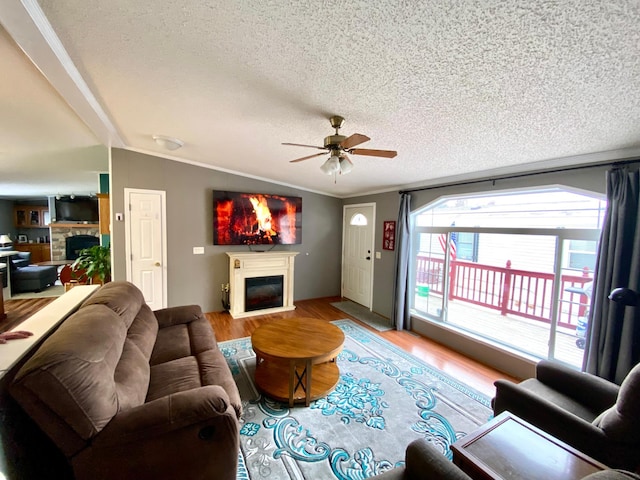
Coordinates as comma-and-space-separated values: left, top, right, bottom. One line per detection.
72, 244, 111, 285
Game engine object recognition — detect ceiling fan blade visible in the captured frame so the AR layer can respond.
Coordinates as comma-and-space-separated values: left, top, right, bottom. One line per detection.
282, 142, 326, 150
289, 152, 328, 163
340, 133, 370, 150
349, 148, 397, 158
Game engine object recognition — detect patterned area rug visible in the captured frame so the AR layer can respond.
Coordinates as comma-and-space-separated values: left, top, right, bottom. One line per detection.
330, 301, 393, 331
221, 319, 492, 480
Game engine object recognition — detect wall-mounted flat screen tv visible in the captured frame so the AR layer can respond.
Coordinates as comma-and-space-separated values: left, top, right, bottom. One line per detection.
52, 195, 99, 223
213, 191, 302, 245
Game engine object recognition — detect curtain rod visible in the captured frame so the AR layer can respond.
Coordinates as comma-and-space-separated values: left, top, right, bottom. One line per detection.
399, 157, 640, 195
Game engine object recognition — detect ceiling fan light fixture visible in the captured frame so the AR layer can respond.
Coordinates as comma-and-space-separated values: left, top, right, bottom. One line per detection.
153, 134, 184, 151
339, 156, 353, 175
284, 116, 397, 178
320, 155, 340, 175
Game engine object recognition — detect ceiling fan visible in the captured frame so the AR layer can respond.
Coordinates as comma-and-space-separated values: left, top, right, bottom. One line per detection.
283, 116, 397, 175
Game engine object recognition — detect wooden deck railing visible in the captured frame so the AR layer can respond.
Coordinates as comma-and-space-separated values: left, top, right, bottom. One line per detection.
415, 255, 592, 329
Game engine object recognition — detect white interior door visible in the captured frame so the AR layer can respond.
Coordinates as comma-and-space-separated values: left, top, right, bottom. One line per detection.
125, 188, 167, 309
342, 203, 375, 308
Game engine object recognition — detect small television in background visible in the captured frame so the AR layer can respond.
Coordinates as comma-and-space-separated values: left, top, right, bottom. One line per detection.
213, 191, 302, 245
51, 195, 99, 223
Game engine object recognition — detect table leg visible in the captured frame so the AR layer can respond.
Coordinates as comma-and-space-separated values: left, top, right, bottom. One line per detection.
289, 361, 296, 408
289, 361, 313, 407
305, 360, 312, 406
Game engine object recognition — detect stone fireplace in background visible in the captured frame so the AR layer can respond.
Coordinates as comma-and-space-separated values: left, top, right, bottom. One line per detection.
50, 225, 100, 261
66, 235, 100, 260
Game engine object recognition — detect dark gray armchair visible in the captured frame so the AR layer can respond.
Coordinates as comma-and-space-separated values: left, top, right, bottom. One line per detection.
8, 252, 58, 293
493, 360, 640, 471
369, 439, 472, 480
370, 438, 640, 479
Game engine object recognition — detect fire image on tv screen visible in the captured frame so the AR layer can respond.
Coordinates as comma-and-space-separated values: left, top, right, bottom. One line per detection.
213, 191, 302, 245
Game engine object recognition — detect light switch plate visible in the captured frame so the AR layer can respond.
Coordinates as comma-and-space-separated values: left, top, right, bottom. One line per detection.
376, 251, 381, 259
193, 246, 205, 254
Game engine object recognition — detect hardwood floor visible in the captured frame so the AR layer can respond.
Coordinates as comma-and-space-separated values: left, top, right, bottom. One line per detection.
2, 293, 518, 399
0, 297, 57, 332
206, 296, 519, 398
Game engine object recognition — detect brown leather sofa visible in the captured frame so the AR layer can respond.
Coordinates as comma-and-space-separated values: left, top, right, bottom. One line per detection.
10, 281, 242, 480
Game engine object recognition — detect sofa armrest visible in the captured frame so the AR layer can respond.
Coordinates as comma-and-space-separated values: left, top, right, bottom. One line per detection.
536, 360, 619, 412
153, 304, 204, 328
94, 385, 235, 446
369, 439, 472, 480
75, 385, 240, 480
493, 379, 610, 458
405, 439, 472, 480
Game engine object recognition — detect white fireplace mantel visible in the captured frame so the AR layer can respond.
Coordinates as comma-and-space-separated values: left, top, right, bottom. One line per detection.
226, 251, 299, 319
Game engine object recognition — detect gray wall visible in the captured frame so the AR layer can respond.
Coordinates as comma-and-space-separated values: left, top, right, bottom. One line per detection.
110, 149, 343, 312
108, 149, 614, 326
0, 200, 14, 239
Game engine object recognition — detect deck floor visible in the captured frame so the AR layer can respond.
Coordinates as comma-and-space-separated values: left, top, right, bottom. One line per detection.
414, 294, 585, 368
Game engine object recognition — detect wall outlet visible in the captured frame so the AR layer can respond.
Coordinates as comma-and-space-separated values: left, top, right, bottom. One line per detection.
193, 246, 204, 254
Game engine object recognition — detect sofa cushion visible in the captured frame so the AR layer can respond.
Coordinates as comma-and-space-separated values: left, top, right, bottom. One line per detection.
150, 316, 217, 365
115, 338, 151, 410
82, 281, 145, 329
592, 363, 640, 442
151, 323, 192, 365
189, 315, 220, 353
519, 378, 601, 421
127, 303, 159, 361
147, 357, 202, 402
11, 252, 31, 269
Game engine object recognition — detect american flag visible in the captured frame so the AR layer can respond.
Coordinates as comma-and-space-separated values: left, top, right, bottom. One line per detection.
438, 232, 457, 260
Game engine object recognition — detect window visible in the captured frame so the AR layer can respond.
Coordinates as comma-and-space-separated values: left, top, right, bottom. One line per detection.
410, 187, 605, 369
454, 232, 478, 262
567, 239, 597, 272
350, 213, 367, 226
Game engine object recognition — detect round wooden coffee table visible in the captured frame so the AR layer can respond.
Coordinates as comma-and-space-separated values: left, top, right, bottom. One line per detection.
251, 317, 345, 407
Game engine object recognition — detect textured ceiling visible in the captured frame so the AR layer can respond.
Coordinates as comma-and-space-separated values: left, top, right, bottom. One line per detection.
1, 0, 640, 198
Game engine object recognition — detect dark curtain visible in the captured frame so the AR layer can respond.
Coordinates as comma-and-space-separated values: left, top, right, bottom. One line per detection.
392, 193, 412, 330
584, 167, 640, 384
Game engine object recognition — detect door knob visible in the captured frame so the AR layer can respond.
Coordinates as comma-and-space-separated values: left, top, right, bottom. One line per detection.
366, 256, 371, 260
155, 262, 161, 267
